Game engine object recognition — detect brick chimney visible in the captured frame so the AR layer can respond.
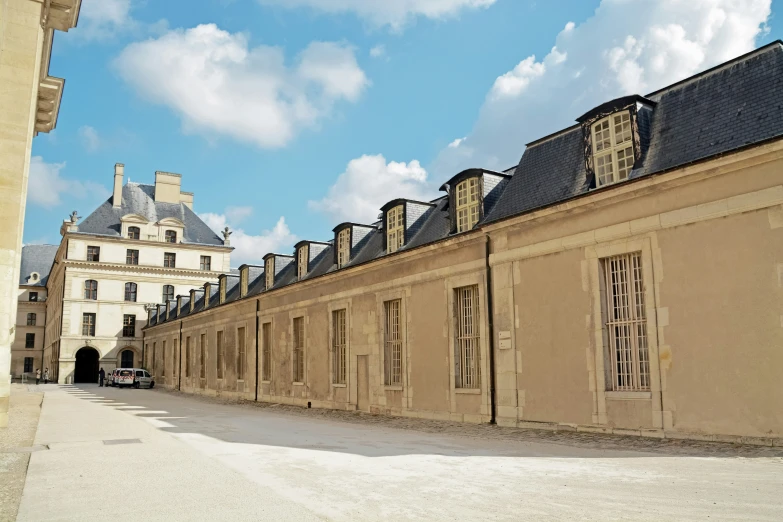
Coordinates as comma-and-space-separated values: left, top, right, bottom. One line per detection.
112, 163, 124, 208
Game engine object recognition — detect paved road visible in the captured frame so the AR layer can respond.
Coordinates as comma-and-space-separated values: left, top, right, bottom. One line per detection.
17, 384, 783, 521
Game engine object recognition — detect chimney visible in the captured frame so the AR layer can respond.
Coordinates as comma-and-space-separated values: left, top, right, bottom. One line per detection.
154, 171, 182, 204
112, 163, 124, 208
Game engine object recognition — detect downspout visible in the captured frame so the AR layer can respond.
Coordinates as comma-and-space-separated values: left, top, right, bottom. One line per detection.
178, 320, 183, 391
485, 235, 497, 424
255, 299, 260, 402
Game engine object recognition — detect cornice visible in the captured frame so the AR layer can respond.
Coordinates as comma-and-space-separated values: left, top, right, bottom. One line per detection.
63, 232, 231, 252
62, 259, 220, 278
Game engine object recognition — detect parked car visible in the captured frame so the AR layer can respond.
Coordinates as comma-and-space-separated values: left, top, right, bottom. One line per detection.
132, 369, 155, 389
115, 368, 135, 387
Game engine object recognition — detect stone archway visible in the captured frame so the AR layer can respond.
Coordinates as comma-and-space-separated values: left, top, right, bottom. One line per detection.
120, 348, 136, 368
74, 347, 100, 383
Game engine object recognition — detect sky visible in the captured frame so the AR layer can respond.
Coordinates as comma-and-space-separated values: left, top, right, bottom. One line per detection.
27, 0, 779, 265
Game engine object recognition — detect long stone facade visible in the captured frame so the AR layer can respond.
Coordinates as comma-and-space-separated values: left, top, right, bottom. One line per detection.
144, 43, 783, 445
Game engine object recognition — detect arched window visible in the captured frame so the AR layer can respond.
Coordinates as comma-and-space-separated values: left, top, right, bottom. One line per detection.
84, 280, 98, 300
165, 230, 177, 243
455, 178, 480, 233
124, 282, 137, 302
120, 349, 134, 368
128, 226, 140, 240
162, 285, 174, 302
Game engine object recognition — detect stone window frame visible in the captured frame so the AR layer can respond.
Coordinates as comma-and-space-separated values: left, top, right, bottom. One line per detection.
236, 324, 248, 382
328, 299, 352, 391
585, 236, 664, 428
26, 313, 36, 326
290, 312, 307, 385
386, 205, 405, 254
216, 329, 225, 380
337, 228, 351, 268
126, 249, 139, 265
128, 226, 141, 240
162, 284, 174, 302
164, 230, 177, 243
258, 317, 273, 383
122, 314, 136, 338
200, 255, 211, 271
455, 178, 481, 233
124, 282, 137, 302
87, 245, 100, 262
163, 252, 176, 268
199, 332, 207, 379
376, 288, 407, 392
24, 357, 33, 373
297, 244, 309, 279
82, 313, 96, 337
185, 335, 192, 378
84, 279, 98, 300
28, 291, 38, 302
591, 111, 634, 187
265, 257, 275, 290
25, 333, 35, 348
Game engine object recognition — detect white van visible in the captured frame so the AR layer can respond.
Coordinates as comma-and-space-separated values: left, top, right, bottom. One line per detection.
114, 368, 155, 389
132, 369, 155, 389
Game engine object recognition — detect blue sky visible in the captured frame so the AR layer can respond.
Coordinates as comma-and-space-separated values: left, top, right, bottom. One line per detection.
27, 0, 779, 264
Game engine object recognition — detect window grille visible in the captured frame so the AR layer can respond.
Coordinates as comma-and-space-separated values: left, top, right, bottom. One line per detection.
185, 336, 191, 377
265, 258, 274, 290
200, 333, 206, 378
262, 323, 271, 381
455, 285, 480, 389
27, 313, 36, 326
297, 245, 309, 279
128, 226, 140, 240
162, 285, 174, 302
602, 252, 650, 391
82, 313, 96, 336
84, 280, 97, 300
126, 249, 139, 265
386, 206, 405, 253
200, 256, 211, 271
237, 327, 246, 380
456, 178, 480, 233
122, 315, 136, 337
24, 357, 33, 373
216, 331, 224, 379
165, 230, 177, 243
384, 299, 402, 386
124, 282, 137, 302
164, 252, 176, 268
292, 317, 304, 382
592, 111, 634, 187
25, 333, 35, 348
332, 309, 347, 384
337, 229, 350, 268
87, 246, 100, 262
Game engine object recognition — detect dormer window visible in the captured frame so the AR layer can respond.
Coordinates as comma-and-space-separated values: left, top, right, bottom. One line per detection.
128, 226, 140, 240
337, 229, 350, 268
240, 268, 248, 297
456, 178, 480, 233
265, 257, 274, 290
165, 230, 177, 243
219, 278, 226, 304
297, 245, 308, 279
386, 206, 404, 253
592, 111, 634, 187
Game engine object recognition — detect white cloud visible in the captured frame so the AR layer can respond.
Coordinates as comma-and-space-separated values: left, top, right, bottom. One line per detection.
432, 0, 772, 175
308, 154, 435, 224
448, 137, 466, 148
370, 45, 386, 58
199, 211, 297, 265
114, 24, 369, 148
78, 125, 100, 153
73, 0, 168, 42
256, 0, 496, 30
27, 157, 110, 208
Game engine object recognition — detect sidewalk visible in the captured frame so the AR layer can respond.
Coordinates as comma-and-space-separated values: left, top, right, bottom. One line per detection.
16, 384, 321, 522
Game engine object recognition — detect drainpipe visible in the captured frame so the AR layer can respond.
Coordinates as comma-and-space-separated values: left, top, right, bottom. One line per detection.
255, 299, 260, 402
485, 235, 497, 424
178, 320, 183, 391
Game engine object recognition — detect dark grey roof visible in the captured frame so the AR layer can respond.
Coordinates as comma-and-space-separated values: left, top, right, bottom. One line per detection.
19, 244, 58, 286
77, 183, 226, 247
485, 42, 783, 224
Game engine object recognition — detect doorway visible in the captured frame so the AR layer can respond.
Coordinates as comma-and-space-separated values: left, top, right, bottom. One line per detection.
357, 355, 369, 412
74, 347, 100, 383
120, 349, 135, 368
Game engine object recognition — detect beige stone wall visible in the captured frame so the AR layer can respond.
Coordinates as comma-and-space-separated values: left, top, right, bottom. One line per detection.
10, 285, 47, 379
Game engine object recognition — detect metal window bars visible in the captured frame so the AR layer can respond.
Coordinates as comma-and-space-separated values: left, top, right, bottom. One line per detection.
332, 309, 347, 384
384, 300, 402, 386
455, 285, 480, 389
293, 317, 304, 382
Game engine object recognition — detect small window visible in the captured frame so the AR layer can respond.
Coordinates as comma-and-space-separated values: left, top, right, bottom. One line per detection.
199, 333, 206, 378
200, 255, 211, 271
592, 111, 634, 187
126, 249, 139, 265
216, 331, 224, 379
25, 333, 35, 348
262, 322, 271, 381
124, 282, 137, 302
26, 313, 36, 326
293, 317, 305, 383
384, 300, 402, 386
297, 245, 309, 279
237, 327, 246, 380
337, 229, 350, 268
164, 252, 176, 268
123, 315, 136, 337
128, 226, 140, 240
28, 291, 38, 302
387, 206, 405, 254
24, 357, 33, 373
454, 285, 480, 389
265, 258, 274, 290
87, 246, 100, 262
84, 280, 97, 300
82, 313, 96, 336
332, 309, 347, 384
456, 178, 480, 233
165, 230, 177, 243
162, 285, 174, 302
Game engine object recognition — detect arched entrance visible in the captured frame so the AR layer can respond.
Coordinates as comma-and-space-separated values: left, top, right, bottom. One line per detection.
74, 347, 100, 383
120, 349, 135, 368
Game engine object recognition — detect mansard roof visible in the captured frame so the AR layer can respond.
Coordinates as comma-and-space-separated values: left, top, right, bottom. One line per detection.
19, 244, 58, 286
77, 182, 226, 247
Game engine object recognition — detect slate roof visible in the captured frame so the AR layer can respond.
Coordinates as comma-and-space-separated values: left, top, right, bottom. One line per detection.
19, 244, 59, 286
77, 182, 226, 247
149, 42, 783, 326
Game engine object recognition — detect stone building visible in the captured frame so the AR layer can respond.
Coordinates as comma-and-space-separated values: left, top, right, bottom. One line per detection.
0, 0, 81, 426
145, 42, 783, 444
11, 245, 58, 380
44, 165, 233, 384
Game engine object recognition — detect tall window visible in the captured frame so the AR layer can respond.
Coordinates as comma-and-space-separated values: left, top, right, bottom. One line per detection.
151, 342, 156, 373
82, 313, 96, 336
237, 327, 246, 380
592, 111, 634, 187
25, 333, 35, 348
124, 282, 137, 302
200, 333, 206, 378
185, 336, 191, 377
128, 226, 140, 240
337, 228, 350, 268
386, 206, 404, 254
265, 258, 274, 290
26, 313, 36, 326
165, 230, 177, 243
121, 350, 134, 368
161, 340, 166, 377
200, 255, 211, 271
292, 317, 305, 383
262, 323, 271, 381
297, 245, 309, 279
456, 178, 480, 233
455, 285, 480, 389
602, 252, 650, 391
28, 291, 38, 302
384, 300, 402, 386
123, 314, 136, 337
216, 331, 224, 379
84, 280, 97, 300
332, 309, 347, 385
162, 285, 174, 302
24, 357, 33, 373
87, 246, 100, 262
164, 252, 176, 268
126, 249, 139, 265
